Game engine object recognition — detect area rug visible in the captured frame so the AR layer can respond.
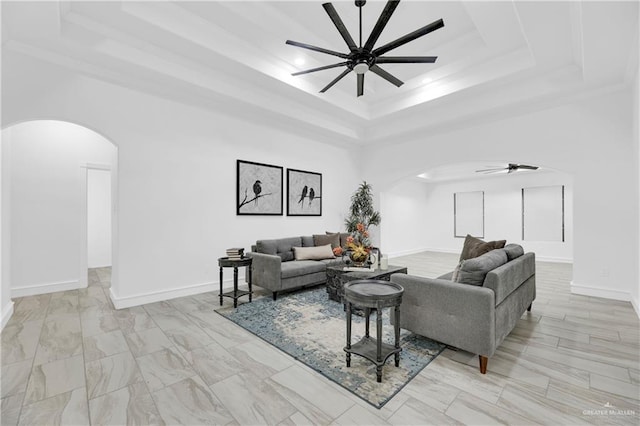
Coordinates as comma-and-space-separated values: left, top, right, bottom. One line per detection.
216, 286, 446, 408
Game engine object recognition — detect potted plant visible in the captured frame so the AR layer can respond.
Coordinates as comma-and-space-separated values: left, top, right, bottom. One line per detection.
344, 181, 381, 266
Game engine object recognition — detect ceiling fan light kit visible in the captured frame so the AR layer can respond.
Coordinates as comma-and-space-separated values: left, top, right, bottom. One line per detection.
286, 0, 444, 97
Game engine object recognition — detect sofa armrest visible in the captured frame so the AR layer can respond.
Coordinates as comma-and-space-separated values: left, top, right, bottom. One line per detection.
247, 252, 282, 291
390, 274, 497, 357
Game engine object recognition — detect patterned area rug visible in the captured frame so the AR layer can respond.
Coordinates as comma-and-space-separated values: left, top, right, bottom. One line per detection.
216, 286, 446, 408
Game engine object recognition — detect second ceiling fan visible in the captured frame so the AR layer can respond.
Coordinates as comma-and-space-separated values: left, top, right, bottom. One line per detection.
286, 0, 444, 97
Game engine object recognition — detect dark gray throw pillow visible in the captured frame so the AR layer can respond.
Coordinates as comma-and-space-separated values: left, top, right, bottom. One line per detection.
455, 249, 509, 286
503, 244, 524, 261
314, 233, 340, 249
459, 234, 506, 261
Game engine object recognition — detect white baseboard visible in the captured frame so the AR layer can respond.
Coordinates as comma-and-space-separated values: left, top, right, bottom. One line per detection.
631, 295, 640, 319
387, 247, 441, 258
12, 280, 86, 298
535, 255, 573, 263
1, 301, 15, 330
110, 278, 238, 310
570, 281, 632, 302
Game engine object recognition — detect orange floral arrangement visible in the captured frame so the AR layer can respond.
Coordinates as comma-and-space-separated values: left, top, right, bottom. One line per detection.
346, 222, 372, 263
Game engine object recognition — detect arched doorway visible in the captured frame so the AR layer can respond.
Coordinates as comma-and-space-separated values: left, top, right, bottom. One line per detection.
1, 120, 118, 327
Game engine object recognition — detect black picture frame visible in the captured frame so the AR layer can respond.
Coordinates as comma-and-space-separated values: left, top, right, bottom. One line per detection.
287, 168, 322, 216
237, 160, 283, 215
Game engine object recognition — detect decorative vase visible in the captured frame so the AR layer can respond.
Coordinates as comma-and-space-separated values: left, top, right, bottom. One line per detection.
348, 248, 369, 267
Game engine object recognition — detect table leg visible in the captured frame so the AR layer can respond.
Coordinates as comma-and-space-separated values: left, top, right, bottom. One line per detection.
365, 308, 370, 338
394, 305, 401, 367
376, 303, 382, 383
219, 267, 223, 306
233, 267, 238, 308
346, 302, 352, 367
248, 264, 252, 302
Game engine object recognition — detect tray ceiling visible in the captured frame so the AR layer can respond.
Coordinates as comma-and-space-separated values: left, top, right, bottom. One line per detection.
2, 1, 638, 146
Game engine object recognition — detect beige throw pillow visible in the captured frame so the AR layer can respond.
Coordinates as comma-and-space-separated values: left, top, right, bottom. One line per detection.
293, 244, 335, 261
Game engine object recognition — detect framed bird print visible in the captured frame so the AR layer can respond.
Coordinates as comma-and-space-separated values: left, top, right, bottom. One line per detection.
287, 168, 322, 216
236, 160, 283, 215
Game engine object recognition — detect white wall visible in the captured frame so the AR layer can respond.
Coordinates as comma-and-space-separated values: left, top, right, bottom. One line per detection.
366, 89, 638, 304
1, 131, 13, 329
2, 53, 360, 309
382, 172, 573, 262
380, 179, 431, 257
87, 168, 112, 268
634, 66, 640, 315
3, 121, 116, 297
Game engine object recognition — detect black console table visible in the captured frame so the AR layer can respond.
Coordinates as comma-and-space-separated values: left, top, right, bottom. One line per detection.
218, 257, 252, 308
343, 279, 404, 383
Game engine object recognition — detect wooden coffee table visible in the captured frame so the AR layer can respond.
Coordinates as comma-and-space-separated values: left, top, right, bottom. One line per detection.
326, 265, 407, 302
343, 279, 404, 383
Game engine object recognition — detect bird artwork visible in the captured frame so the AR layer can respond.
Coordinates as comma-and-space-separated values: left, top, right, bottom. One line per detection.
308, 188, 315, 205
298, 185, 308, 206
253, 180, 262, 204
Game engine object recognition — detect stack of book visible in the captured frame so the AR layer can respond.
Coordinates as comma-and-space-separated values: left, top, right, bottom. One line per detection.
226, 248, 244, 260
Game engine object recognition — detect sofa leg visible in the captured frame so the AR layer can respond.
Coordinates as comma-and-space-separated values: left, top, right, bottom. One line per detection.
527, 303, 532, 312
272, 292, 277, 301
479, 355, 488, 374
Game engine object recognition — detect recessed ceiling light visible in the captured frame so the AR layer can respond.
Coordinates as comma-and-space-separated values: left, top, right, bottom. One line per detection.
294, 57, 305, 66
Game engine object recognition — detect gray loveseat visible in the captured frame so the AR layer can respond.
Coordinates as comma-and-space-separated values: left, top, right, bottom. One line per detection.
248, 235, 345, 300
390, 244, 535, 374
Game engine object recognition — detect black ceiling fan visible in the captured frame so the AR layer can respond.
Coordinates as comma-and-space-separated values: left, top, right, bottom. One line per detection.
286, 0, 444, 97
476, 164, 540, 174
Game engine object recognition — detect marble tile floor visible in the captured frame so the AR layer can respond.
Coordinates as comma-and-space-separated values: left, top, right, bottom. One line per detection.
1, 255, 639, 425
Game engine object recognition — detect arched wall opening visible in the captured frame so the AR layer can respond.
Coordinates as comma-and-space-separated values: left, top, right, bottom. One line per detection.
1, 119, 118, 328
377, 161, 574, 264
360, 88, 638, 311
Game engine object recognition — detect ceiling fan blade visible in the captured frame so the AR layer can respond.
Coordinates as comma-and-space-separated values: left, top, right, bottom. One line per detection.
475, 168, 504, 173
372, 18, 444, 56
357, 73, 364, 97
322, 3, 358, 52
320, 68, 352, 93
292, 62, 349, 76
286, 40, 349, 59
376, 56, 437, 64
369, 64, 403, 87
363, 0, 400, 51
515, 164, 539, 170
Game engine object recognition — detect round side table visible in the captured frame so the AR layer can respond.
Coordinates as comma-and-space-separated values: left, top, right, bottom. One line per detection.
343, 279, 404, 383
218, 257, 253, 308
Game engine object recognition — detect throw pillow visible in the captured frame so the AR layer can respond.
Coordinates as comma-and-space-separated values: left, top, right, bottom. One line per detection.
455, 249, 509, 286
459, 234, 506, 261
503, 244, 524, 261
293, 244, 335, 261
326, 231, 350, 248
314, 233, 340, 249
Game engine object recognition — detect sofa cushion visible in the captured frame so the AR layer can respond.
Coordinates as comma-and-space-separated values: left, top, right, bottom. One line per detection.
320, 257, 346, 267
503, 244, 524, 261
455, 249, 509, 286
326, 231, 350, 248
280, 260, 326, 279
302, 236, 315, 247
256, 237, 302, 262
293, 244, 334, 261
314, 233, 340, 249
459, 235, 506, 261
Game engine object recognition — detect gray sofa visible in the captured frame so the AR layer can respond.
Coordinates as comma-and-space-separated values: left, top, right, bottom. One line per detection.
248, 236, 345, 300
390, 245, 535, 374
